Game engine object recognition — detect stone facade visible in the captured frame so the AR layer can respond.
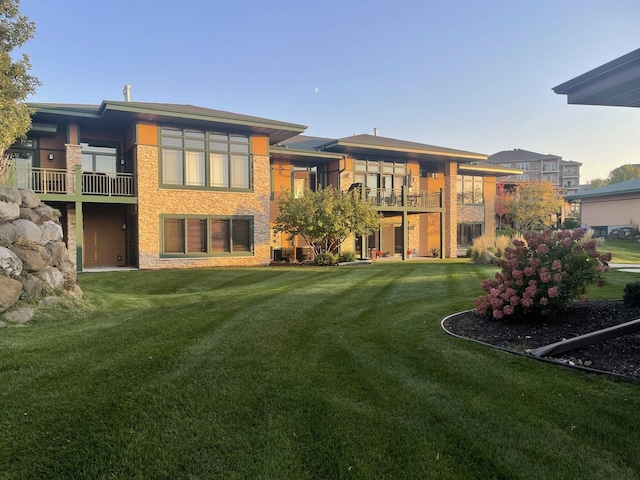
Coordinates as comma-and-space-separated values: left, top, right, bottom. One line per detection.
444, 162, 457, 258
136, 143, 271, 269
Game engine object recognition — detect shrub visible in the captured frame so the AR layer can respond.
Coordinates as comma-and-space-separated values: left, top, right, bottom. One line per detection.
494, 235, 510, 258
338, 250, 357, 263
623, 281, 640, 306
470, 234, 495, 264
474, 229, 612, 320
315, 252, 338, 266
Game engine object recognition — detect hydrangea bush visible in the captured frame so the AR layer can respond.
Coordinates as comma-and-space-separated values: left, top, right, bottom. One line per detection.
474, 229, 612, 320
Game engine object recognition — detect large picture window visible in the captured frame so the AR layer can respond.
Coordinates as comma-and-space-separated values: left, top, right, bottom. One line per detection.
456, 175, 484, 205
161, 128, 251, 190
162, 215, 253, 256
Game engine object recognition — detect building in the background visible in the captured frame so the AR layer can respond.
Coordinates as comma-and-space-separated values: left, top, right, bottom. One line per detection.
486, 149, 581, 196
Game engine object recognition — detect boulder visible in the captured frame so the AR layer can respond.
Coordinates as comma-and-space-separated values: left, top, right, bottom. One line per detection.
3, 306, 34, 324
19, 207, 40, 223
9, 244, 51, 272
0, 201, 20, 222
19, 189, 40, 208
0, 277, 22, 313
0, 185, 21, 204
35, 266, 65, 291
0, 223, 17, 247
33, 204, 61, 222
20, 273, 43, 300
69, 284, 83, 298
58, 260, 77, 284
12, 219, 42, 243
46, 241, 67, 266
41, 296, 63, 306
40, 221, 63, 245
0, 246, 23, 276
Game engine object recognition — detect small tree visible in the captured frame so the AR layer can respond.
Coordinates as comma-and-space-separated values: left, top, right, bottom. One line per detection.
274, 186, 380, 258
504, 181, 562, 231
0, 0, 40, 182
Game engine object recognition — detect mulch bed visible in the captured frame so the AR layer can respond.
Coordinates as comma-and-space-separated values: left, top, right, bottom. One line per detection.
443, 300, 640, 380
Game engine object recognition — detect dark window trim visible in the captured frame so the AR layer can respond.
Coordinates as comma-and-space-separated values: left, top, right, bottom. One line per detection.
158, 127, 253, 192
160, 214, 254, 258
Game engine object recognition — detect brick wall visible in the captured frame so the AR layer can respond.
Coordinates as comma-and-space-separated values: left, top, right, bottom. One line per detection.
136, 143, 271, 269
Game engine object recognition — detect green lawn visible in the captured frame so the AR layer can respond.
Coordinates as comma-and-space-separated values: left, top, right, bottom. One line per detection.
1, 262, 639, 479
602, 238, 640, 264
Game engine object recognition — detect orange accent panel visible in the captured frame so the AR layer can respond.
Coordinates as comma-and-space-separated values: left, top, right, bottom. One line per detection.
138, 123, 158, 145
252, 136, 269, 156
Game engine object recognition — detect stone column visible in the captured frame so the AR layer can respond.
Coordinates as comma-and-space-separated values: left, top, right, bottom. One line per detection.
444, 161, 457, 258
65, 144, 82, 194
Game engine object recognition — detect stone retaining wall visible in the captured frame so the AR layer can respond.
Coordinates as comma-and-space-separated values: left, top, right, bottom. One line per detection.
0, 185, 82, 325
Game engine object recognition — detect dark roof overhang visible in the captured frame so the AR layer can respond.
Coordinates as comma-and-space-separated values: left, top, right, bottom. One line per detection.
318, 134, 487, 163
458, 164, 524, 176
553, 48, 640, 107
270, 146, 345, 163
28, 101, 307, 144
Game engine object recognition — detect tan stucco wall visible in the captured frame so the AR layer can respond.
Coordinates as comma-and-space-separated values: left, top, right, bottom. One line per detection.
580, 193, 640, 229
136, 142, 271, 269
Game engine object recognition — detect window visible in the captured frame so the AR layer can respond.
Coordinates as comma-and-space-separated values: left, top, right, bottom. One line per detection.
9, 138, 37, 189
456, 175, 484, 205
542, 162, 557, 172
161, 215, 253, 256
516, 163, 530, 171
457, 223, 483, 246
81, 144, 117, 173
353, 159, 407, 200
161, 128, 251, 189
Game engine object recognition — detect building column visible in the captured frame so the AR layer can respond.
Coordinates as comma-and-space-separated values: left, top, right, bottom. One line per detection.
75, 201, 83, 272
444, 162, 458, 258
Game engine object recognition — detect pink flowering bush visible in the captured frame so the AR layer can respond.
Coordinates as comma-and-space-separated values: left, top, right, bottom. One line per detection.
475, 229, 612, 320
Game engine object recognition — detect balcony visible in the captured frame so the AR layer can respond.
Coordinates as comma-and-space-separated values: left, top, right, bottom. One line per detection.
349, 186, 443, 211
11, 165, 135, 197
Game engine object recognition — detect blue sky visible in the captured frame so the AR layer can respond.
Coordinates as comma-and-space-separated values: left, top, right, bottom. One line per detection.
20, 0, 640, 182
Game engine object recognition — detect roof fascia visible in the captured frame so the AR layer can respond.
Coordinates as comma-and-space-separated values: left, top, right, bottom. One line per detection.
102, 101, 307, 133
270, 146, 344, 160
320, 139, 487, 161
459, 164, 523, 175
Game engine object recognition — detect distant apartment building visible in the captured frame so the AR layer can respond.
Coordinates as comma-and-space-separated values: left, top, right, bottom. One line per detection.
487, 149, 581, 195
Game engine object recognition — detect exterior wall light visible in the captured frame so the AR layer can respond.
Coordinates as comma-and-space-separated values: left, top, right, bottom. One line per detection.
48, 153, 54, 161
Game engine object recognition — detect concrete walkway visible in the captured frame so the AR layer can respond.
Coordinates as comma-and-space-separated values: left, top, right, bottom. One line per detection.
609, 263, 640, 273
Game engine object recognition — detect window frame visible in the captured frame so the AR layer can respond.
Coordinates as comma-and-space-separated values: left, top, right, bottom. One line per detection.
160, 214, 254, 258
456, 175, 485, 205
159, 127, 253, 191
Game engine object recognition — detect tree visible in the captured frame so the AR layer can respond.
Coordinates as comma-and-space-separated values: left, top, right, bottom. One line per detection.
504, 181, 562, 231
586, 164, 640, 189
607, 164, 640, 184
0, 0, 40, 181
274, 186, 380, 258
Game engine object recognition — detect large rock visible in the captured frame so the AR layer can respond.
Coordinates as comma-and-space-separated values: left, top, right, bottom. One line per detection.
20, 273, 43, 300
0, 185, 21, 204
0, 246, 23, 276
9, 244, 51, 272
19, 189, 40, 208
40, 221, 63, 245
19, 207, 40, 223
33, 204, 61, 222
35, 266, 65, 291
46, 241, 67, 266
3, 306, 34, 324
0, 223, 17, 247
12, 219, 42, 243
58, 260, 77, 284
0, 277, 22, 313
0, 201, 20, 222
